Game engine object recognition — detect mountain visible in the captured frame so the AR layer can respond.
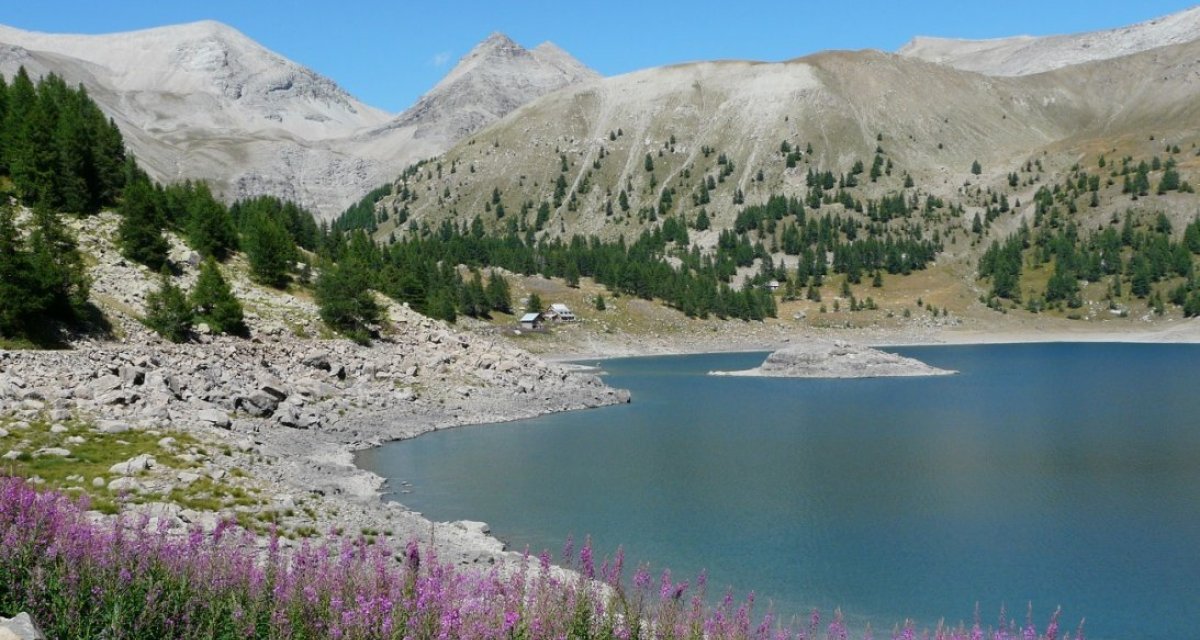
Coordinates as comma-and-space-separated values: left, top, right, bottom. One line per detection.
354, 27, 1200, 304
0, 22, 596, 219
389, 32, 599, 147
898, 5, 1200, 76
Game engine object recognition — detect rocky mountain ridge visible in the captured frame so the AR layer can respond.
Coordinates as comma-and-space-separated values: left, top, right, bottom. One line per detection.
0, 22, 597, 220
899, 5, 1200, 76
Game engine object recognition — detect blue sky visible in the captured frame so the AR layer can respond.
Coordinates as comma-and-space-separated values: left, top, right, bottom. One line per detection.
2, 1, 1195, 113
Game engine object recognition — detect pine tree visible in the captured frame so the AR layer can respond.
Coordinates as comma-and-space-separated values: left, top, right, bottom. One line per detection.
185, 183, 238, 260
1, 68, 36, 179
27, 202, 89, 320
191, 258, 246, 336
0, 203, 44, 337
527, 292, 544, 313
118, 177, 170, 270
316, 260, 381, 344
485, 272, 512, 314
243, 211, 295, 288
143, 268, 193, 343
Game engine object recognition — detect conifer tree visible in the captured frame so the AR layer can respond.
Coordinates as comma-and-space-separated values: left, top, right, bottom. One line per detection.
191, 258, 246, 336
242, 211, 295, 288
27, 202, 89, 320
0, 204, 42, 337
185, 183, 238, 260
143, 268, 193, 343
527, 292, 544, 313
485, 272, 512, 314
1, 68, 36, 179
315, 260, 381, 344
118, 177, 170, 270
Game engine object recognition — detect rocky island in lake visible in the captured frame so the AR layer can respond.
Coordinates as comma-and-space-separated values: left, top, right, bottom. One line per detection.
709, 341, 956, 378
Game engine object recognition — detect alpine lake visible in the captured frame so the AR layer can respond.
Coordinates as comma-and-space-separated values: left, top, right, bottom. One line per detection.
356, 343, 1200, 639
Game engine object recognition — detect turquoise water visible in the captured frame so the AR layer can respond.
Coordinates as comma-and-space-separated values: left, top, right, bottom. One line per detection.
356, 344, 1200, 639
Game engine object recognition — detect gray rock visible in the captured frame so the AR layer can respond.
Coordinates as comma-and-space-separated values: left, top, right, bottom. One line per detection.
96, 390, 137, 406
0, 612, 44, 640
196, 409, 231, 429
301, 350, 331, 370
97, 420, 132, 434
109, 454, 156, 475
239, 391, 279, 417
106, 477, 145, 494
92, 374, 122, 394
119, 364, 146, 387
34, 447, 71, 458
453, 520, 491, 535
259, 381, 288, 401
176, 471, 201, 484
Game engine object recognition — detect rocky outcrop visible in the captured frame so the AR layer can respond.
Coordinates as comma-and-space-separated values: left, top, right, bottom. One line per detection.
710, 341, 956, 378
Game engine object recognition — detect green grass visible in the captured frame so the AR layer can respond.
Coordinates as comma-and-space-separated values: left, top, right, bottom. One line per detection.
0, 417, 260, 516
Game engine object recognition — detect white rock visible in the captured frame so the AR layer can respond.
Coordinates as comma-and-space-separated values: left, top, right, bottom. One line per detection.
96, 420, 132, 434
107, 477, 145, 493
109, 454, 156, 476
196, 409, 231, 429
34, 448, 71, 458
176, 471, 201, 485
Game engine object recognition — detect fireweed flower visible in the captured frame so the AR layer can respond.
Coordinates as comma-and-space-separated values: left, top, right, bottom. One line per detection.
0, 477, 1083, 640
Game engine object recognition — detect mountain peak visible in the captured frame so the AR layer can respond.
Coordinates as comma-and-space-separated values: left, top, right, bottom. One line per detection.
477, 31, 519, 49
394, 32, 597, 145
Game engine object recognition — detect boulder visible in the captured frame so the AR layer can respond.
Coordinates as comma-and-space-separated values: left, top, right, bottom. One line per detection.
118, 364, 146, 387
109, 454, 156, 476
92, 374, 122, 394
196, 409, 231, 429
259, 381, 288, 402
0, 612, 44, 640
301, 351, 332, 371
107, 477, 146, 494
96, 420, 132, 434
34, 448, 71, 458
238, 391, 280, 417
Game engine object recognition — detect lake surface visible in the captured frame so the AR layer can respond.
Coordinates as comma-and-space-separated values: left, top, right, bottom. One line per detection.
356, 344, 1200, 639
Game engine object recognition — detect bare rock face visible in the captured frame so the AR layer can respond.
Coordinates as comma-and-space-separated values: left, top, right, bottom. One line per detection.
899, 6, 1200, 76
710, 341, 955, 378
392, 33, 599, 143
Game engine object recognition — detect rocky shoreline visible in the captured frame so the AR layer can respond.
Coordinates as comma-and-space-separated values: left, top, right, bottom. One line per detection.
0, 311, 629, 566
